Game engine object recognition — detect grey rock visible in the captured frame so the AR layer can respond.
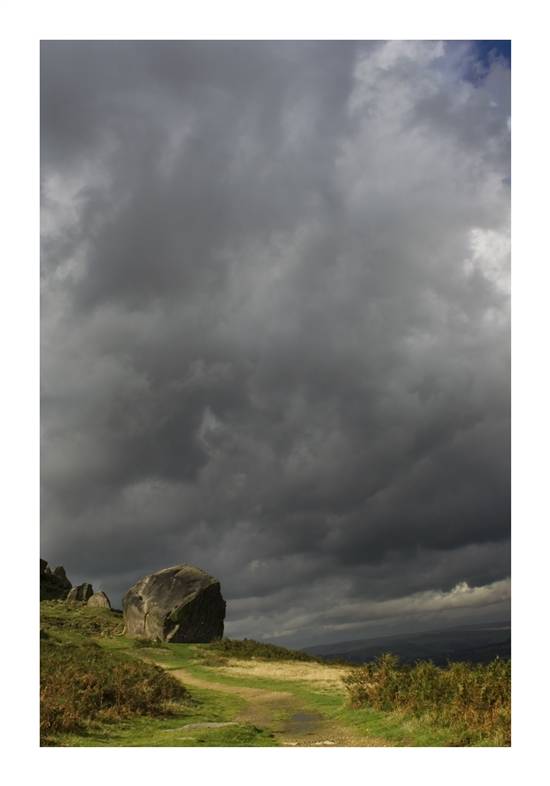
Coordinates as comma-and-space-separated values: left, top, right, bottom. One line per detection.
122, 564, 226, 643
67, 582, 94, 602
87, 591, 112, 609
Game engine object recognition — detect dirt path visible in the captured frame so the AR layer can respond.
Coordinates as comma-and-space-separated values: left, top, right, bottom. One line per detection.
170, 665, 382, 747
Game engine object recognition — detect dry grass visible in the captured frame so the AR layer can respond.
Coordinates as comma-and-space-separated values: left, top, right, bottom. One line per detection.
213, 658, 349, 691
343, 653, 511, 746
41, 638, 189, 744
40, 601, 190, 745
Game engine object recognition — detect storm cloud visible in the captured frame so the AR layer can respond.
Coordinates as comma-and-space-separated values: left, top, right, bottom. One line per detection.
40, 41, 510, 646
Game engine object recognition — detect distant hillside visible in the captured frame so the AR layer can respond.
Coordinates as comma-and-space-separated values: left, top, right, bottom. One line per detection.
303, 621, 511, 665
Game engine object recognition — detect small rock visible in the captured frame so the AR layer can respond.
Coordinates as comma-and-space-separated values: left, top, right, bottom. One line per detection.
67, 582, 94, 602
87, 591, 111, 609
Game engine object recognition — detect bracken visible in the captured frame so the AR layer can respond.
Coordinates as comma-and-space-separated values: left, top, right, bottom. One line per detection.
40, 638, 189, 743
343, 653, 511, 746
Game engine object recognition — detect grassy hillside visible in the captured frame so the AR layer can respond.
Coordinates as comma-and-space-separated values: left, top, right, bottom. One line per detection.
40, 602, 276, 746
40, 602, 188, 744
40, 601, 510, 747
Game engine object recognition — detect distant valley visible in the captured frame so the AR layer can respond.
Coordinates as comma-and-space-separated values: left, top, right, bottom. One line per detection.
303, 621, 511, 665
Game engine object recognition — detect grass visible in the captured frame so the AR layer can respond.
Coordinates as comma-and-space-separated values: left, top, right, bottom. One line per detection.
140, 642, 510, 746
40, 599, 125, 639
40, 602, 277, 747
208, 637, 322, 662
40, 603, 189, 745
40, 602, 511, 747
40, 637, 188, 743
67, 721, 277, 747
343, 653, 511, 746
50, 683, 276, 747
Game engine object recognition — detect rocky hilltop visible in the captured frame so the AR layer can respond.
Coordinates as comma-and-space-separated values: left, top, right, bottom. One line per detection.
40, 559, 72, 600
123, 564, 226, 643
40, 559, 112, 608
39, 558, 224, 643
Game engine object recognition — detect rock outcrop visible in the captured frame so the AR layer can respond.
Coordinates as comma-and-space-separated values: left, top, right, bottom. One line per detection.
122, 564, 226, 643
40, 558, 72, 600
67, 583, 94, 602
87, 591, 111, 609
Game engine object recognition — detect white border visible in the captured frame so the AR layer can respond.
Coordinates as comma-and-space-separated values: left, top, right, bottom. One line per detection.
2, 1, 546, 783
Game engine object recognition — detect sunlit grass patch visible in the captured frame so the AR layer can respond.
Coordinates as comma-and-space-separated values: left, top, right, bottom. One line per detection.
40, 599, 125, 639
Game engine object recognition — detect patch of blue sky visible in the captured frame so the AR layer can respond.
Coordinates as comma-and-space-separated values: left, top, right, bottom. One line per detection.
462, 40, 511, 85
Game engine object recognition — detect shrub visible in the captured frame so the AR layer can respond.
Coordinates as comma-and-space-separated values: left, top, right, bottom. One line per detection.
343, 654, 510, 746
209, 637, 321, 662
40, 638, 188, 743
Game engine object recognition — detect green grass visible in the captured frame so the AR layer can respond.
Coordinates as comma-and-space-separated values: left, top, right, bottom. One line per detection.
137, 642, 509, 746
40, 602, 277, 747
343, 653, 511, 746
40, 635, 189, 744
40, 602, 510, 747
40, 599, 125, 639
50, 683, 276, 747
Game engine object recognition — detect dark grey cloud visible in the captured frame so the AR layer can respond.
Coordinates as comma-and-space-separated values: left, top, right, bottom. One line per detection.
41, 40, 510, 646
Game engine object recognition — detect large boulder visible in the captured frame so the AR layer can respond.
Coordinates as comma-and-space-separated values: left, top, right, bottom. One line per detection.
87, 591, 111, 609
123, 564, 226, 643
40, 558, 72, 600
67, 583, 94, 602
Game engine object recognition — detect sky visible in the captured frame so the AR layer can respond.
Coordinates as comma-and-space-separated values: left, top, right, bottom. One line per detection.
40, 40, 510, 648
